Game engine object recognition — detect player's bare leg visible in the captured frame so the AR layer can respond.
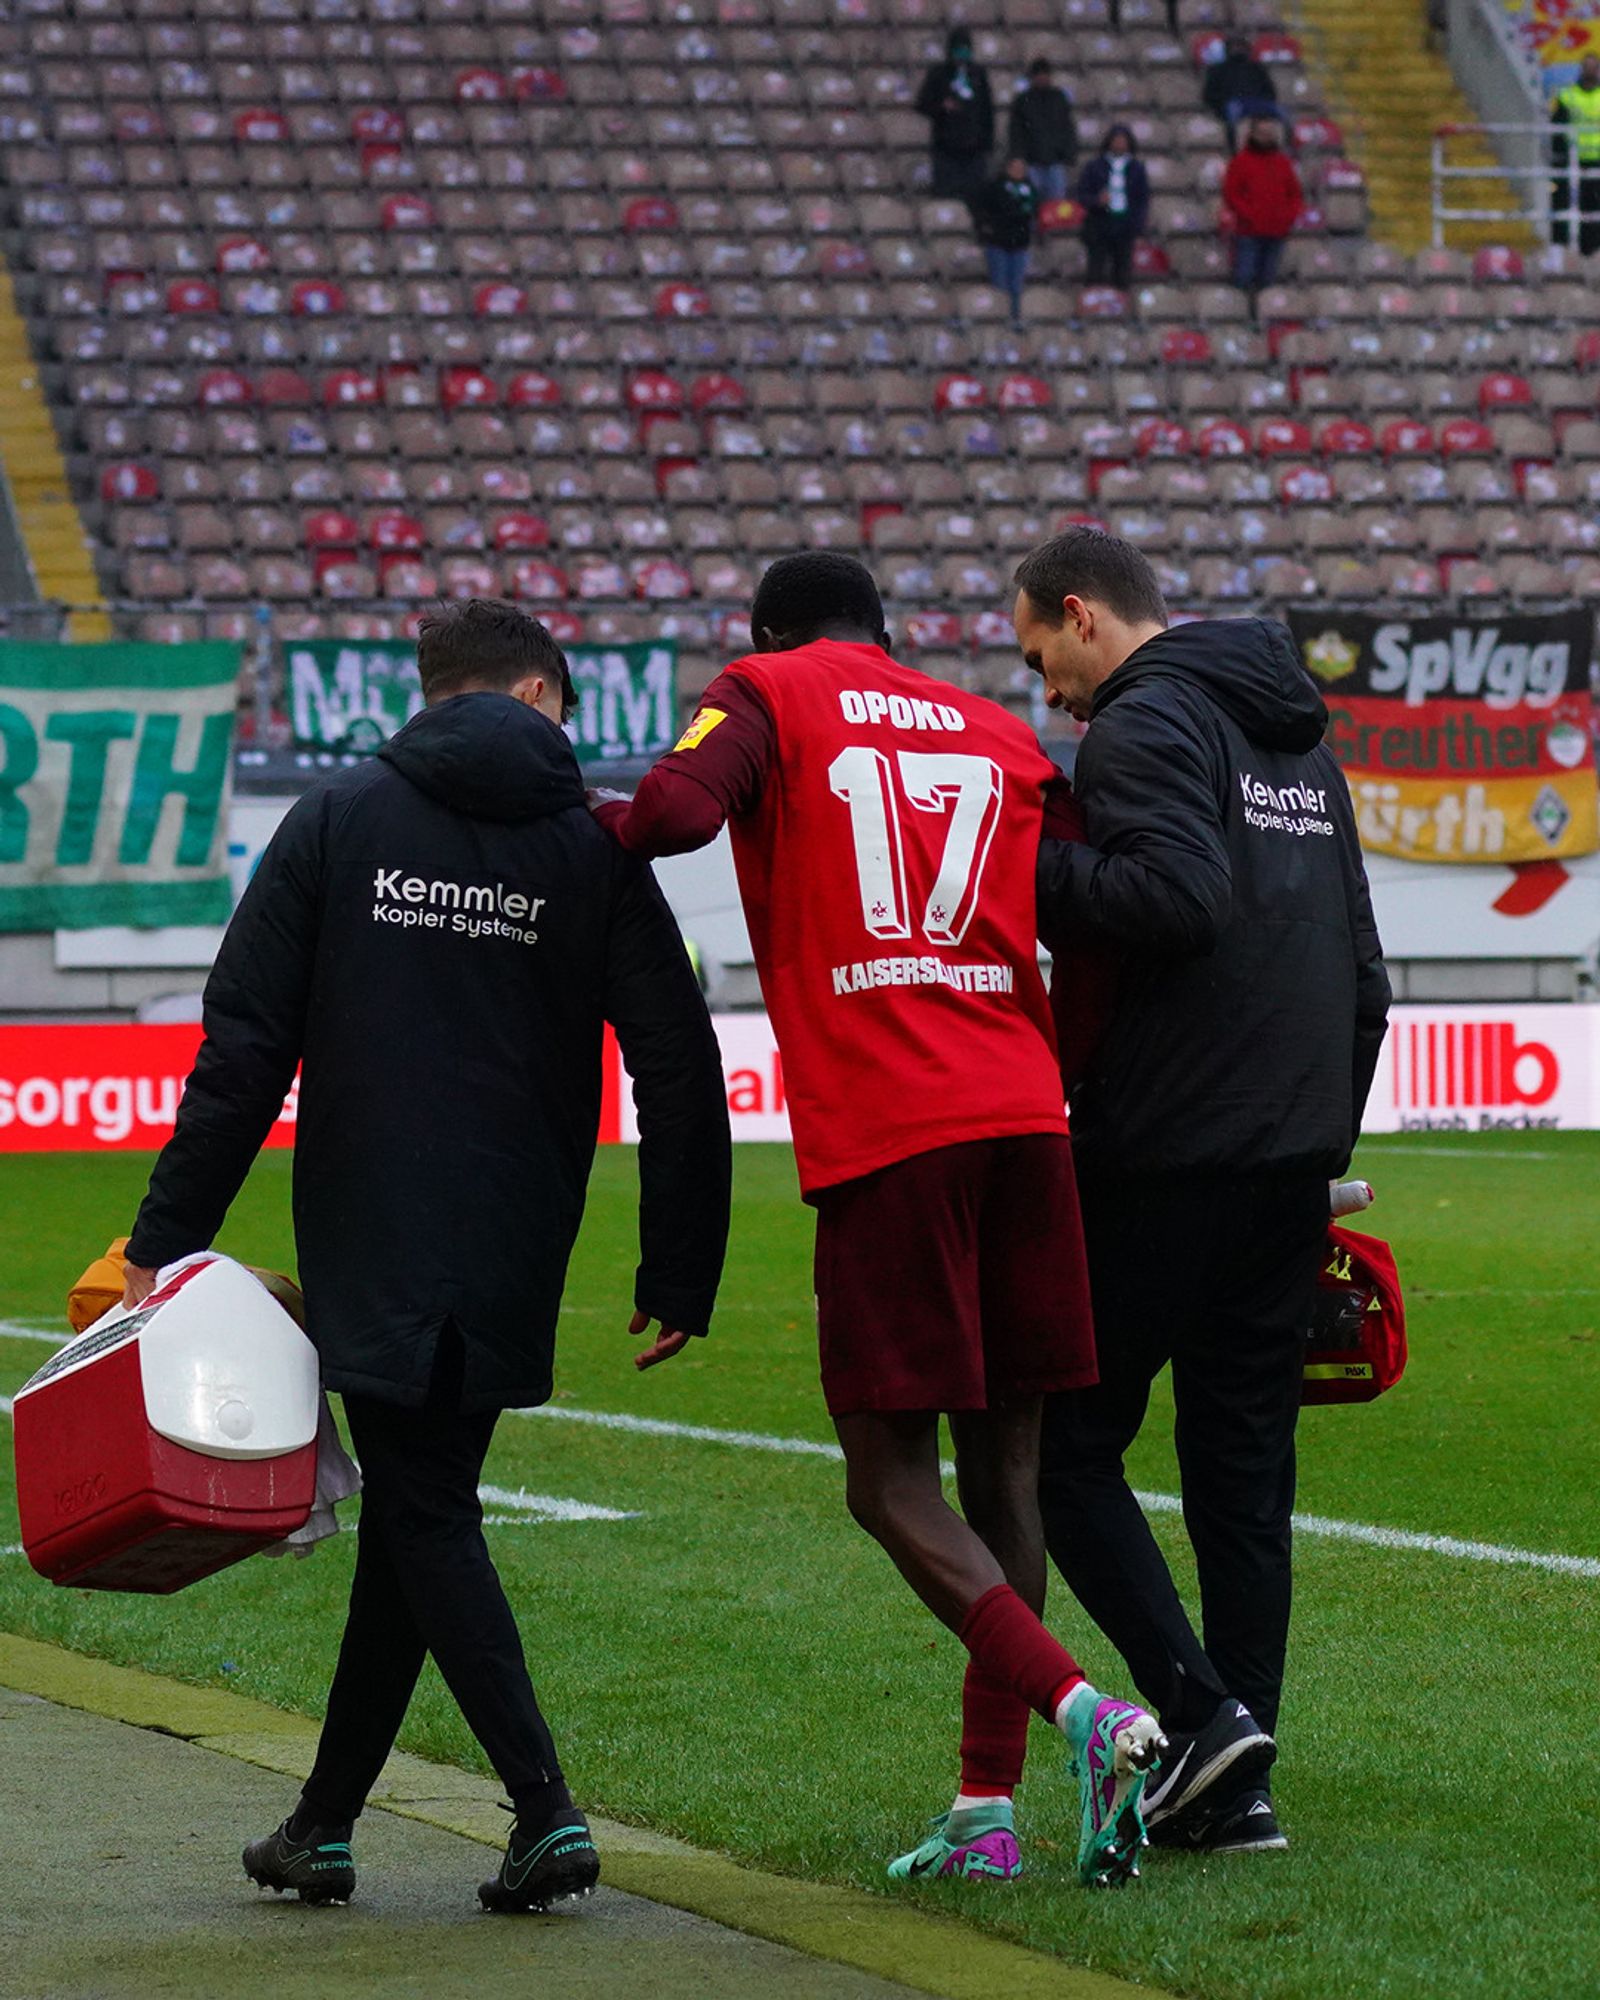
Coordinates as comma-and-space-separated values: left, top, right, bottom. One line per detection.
837, 1408, 1167, 1885
949, 1400, 1047, 1616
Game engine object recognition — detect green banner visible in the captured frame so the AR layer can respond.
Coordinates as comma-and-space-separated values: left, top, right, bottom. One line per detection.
286, 637, 679, 766
0, 643, 239, 931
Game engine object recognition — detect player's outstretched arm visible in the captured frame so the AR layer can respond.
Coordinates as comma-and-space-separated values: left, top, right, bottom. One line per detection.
595, 670, 775, 859
602, 851, 732, 1361
124, 793, 326, 1279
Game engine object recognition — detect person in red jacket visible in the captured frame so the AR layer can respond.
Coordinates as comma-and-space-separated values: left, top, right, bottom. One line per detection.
1221, 115, 1302, 309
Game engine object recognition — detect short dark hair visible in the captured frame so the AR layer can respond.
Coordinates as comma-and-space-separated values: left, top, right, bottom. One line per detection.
415, 597, 576, 719
749, 553, 886, 650
1013, 530, 1170, 629
1028, 56, 1052, 76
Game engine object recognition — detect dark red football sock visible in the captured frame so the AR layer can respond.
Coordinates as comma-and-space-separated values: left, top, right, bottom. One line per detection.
958, 1659, 1032, 1795
959, 1584, 1085, 1723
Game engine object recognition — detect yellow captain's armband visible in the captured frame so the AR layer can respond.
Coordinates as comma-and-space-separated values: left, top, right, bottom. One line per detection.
673, 707, 728, 752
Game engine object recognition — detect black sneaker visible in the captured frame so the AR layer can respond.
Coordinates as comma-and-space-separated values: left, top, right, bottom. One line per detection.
1147, 1784, 1289, 1854
243, 1818, 356, 1905
478, 1801, 600, 1914
1141, 1698, 1276, 1831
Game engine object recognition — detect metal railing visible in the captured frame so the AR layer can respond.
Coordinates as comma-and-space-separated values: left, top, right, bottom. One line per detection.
1431, 120, 1598, 246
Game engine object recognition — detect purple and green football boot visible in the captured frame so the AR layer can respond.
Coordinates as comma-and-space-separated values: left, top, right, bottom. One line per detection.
1059, 1684, 1168, 1887
886, 1800, 1023, 1883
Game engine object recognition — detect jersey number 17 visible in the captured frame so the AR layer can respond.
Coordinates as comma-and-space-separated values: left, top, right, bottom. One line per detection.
828, 747, 1004, 950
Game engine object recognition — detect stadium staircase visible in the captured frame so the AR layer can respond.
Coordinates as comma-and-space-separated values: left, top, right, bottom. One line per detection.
1293, 0, 1537, 251
0, 258, 107, 637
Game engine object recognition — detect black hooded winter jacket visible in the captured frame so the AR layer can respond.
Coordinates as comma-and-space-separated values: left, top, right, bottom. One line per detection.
128, 693, 731, 1412
1037, 619, 1390, 1180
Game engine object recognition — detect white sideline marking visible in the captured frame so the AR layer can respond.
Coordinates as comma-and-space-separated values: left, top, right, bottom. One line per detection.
0, 1323, 65, 1346
516, 1404, 1600, 1582
0, 1395, 11, 1418
1356, 1145, 1555, 1161
0, 1544, 22, 1558
477, 1483, 640, 1525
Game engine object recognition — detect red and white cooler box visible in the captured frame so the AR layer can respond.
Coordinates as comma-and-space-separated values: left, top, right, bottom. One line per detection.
12, 1256, 319, 1594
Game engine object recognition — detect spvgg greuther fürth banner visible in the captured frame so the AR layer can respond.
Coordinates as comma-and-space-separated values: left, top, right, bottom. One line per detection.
1285, 609, 1598, 864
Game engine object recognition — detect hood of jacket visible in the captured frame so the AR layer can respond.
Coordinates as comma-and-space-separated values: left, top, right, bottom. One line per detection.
378, 691, 586, 823
1093, 617, 1328, 753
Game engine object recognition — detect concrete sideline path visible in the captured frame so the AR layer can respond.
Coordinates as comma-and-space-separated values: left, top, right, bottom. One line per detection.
0, 1634, 1156, 2000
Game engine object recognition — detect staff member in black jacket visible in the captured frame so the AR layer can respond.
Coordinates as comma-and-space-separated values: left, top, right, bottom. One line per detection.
1012, 531, 1389, 1857
122, 598, 731, 1914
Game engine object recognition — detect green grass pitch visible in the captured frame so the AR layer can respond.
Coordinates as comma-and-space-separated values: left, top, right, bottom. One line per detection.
1, 1134, 1597, 2000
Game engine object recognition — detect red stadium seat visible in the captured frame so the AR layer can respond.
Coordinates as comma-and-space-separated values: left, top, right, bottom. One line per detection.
1037, 199, 1085, 236
997, 374, 1051, 410
512, 68, 567, 104
1198, 418, 1252, 458
1253, 31, 1303, 62
1161, 329, 1213, 366
654, 283, 712, 319
1472, 246, 1525, 283
473, 282, 529, 318
1380, 419, 1437, 458
1257, 417, 1312, 458
902, 610, 965, 650
1317, 418, 1377, 457
369, 512, 426, 553
304, 510, 360, 550
257, 370, 314, 409
1191, 31, 1228, 67
1294, 117, 1345, 152
492, 513, 550, 551
934, 374, 987, 413
507, 371, 561, 408
1439, 418, 1495, 458
167, 279, 220, 315
1479, 372, 1532, 413
1135, 418, 1194, 458
440, 366, 498, 409
1132, 241, 1173, 278
819, 243, 873, 276
101, 463, 159, 503
624, 197, 680, 233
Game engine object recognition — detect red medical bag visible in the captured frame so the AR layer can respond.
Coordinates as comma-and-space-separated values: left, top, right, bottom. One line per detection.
1302, 1224, 1408, 1407
12, 1257, 318, 1593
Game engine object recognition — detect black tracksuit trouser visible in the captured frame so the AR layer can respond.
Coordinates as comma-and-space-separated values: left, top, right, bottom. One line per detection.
1039, 1169, 1328, 1741
300, 1338, 565, 1826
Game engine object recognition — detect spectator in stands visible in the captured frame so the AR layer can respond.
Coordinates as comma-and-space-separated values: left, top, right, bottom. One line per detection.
916, 27, 995, 205
1551, 52, 1600, 255
1222, 114, 1302, 312
974, 156, 1039, 327
1076, 126, 1150, 293
1202, 34, 1277, 150
1008, 58, 1079, 206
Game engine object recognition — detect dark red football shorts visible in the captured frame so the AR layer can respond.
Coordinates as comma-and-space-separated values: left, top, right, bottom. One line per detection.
811, 1133, 1098, 1417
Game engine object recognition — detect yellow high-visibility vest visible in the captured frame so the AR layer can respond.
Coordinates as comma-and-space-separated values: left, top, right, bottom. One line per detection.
1555, 83, 1600, 162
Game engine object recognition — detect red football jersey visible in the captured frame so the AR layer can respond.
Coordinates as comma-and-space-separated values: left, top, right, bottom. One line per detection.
722, 640, 1067, 1193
